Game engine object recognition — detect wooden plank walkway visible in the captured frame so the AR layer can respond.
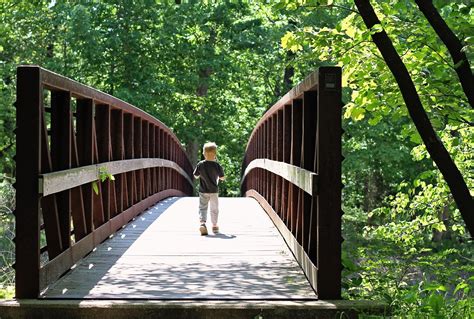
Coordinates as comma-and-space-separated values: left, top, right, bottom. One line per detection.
41, 197, 317, 300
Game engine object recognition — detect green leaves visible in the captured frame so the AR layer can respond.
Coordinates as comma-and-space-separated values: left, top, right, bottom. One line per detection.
344, 102, 365, 121
92, 167, 115, 195
281, 31, 303, 52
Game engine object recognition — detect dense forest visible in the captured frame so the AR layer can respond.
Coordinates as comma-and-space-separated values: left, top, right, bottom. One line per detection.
0, 0, 473, 317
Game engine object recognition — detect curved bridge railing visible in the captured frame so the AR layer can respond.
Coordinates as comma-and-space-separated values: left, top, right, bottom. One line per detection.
14, 66, 193, 298
241, 66, 343, 299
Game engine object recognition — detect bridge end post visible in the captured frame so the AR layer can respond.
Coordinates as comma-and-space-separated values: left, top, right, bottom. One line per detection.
15, 66, 42, 298
315, 66, 342, 299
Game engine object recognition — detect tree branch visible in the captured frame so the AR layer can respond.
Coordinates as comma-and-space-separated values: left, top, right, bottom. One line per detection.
414, 0, 474, 108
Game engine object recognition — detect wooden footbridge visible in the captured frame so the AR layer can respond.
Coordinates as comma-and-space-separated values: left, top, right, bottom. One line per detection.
0, 66, 387, 318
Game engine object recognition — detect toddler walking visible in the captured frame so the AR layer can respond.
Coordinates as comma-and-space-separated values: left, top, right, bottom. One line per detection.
193, 142, 225, 236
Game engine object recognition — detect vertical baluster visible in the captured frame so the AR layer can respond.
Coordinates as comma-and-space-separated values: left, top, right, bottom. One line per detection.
96, 104, 111, 221
276, 109, 284, 218
302, 91, 317, 253
111, 109, 124, 214
156, 126, 160, 193
134, 117, 143, 200
150, 124, 156, 194
124, 114, 136, 206
265, 121, 270, 201
70, 101, 87, 241
158, 128, 163, 192
77, 99, 94, 232
283, 104, 291, 227
40, 105, 62, 258
51, 90, 72, 250
258, 127, 263, 195
143, 121, 150, 196
165, 133, 170, 189
157, 128, 162, 192
92, 105, 105, 227
269, 116, 274, 209
291, 99, 302, 238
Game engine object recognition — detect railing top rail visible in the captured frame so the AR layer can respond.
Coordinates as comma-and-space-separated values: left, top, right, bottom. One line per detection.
21, 65, 190, 167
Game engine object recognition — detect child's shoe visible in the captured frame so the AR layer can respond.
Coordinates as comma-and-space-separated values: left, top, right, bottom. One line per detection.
212, 226, 219, 234
199, 224, 208, 236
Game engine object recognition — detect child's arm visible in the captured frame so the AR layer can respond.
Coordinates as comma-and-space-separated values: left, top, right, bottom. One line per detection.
193, 164, 200, 179
219, 176, 225, 181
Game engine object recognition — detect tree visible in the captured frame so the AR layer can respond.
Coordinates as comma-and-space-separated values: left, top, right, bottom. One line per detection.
414, 0, 474, 108
353, 0, 473, 237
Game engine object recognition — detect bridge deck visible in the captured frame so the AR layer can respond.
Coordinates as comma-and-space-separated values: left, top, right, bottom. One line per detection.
41, 197, 317, 300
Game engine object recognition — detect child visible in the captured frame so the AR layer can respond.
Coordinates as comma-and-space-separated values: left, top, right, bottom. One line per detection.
193, 142, 225, 236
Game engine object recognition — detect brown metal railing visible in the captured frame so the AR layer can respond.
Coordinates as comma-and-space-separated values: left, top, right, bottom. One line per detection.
14, 65, 193, 298
241, 66, 343, 299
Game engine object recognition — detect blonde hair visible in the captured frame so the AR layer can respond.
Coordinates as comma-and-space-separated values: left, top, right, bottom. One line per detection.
203, 142, 217, 155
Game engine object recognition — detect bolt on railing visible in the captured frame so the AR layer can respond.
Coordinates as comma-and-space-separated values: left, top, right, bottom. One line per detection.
14, 66, 193, 298
241, 66, 343, 299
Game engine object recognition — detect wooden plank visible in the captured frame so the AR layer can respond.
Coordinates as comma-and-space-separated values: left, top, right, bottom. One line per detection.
15, 66, 42, 298
39, 190, 186, 292
41, 197, 317, 300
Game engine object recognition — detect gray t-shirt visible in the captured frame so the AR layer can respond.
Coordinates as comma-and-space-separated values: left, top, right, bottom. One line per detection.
193, 160, 225, 193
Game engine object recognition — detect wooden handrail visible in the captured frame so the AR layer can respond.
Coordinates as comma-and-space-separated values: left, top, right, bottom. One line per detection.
14, 65, 193, 298
241, 66, 343, 299
241, 158, 318, 196
40, 158, 193, 196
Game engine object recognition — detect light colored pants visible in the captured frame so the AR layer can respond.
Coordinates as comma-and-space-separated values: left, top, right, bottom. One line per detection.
199, 193, 219, 225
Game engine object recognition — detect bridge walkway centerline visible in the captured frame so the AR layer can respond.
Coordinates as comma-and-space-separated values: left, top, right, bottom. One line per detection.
40, 197, 318, 300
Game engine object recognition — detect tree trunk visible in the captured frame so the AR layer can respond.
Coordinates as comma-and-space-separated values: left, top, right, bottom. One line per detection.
186, 139, 199, 170
186, 27, 216, 167
354, 0, 474, 238
414, 0, 474, 109
283, 52, 295, 93
432, 204, 451, 242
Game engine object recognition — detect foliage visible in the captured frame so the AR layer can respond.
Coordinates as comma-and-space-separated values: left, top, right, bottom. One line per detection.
0, 179, 15, 299
0, 2, 473, 317
92, 167, 116, 195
